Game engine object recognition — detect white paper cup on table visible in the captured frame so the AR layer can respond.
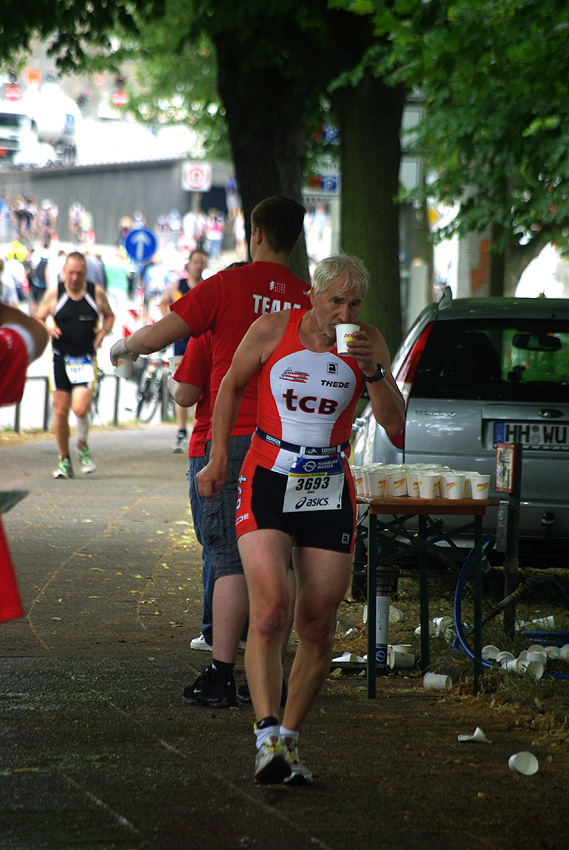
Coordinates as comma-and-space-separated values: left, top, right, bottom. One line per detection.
384, 469, 407, 497
439, 471, 465, 500
418, 471, 440, 499
115, 355, 133, 379
351, 467, 366, 498
508, 752, 539, 776
423, 672, 452, 691
367, 467, 387, 497
406, 468, 420, 497
335, 323, 360, 354
470, 473, 491, 500
361, 466, 376, 497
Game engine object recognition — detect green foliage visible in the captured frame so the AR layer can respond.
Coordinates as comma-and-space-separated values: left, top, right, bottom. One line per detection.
353, 0, 569, 256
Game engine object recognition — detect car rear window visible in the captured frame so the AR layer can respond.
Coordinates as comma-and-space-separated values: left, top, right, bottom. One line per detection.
410, 319, 569, 402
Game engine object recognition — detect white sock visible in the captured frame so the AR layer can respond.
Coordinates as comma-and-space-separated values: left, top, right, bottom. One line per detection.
75, 414, 89, 444
280, 726, 298, 747
254, 723, 280, 750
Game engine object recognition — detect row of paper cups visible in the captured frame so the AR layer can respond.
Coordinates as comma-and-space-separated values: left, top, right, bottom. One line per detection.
352, 463, 491, 500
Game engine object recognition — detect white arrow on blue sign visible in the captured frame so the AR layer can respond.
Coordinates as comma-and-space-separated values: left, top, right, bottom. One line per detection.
124, 228, 158, 264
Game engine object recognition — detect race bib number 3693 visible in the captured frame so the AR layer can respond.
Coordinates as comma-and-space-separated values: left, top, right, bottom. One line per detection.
283, 455, 344, 513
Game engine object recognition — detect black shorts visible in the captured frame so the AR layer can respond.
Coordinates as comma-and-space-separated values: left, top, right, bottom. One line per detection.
51, 352, 97, 393
236, 459, 356, 554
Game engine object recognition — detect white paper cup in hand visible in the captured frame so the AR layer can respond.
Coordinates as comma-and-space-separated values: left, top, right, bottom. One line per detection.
115, 355, 133, 378
423, 672, 452, 691
508, 752, 539, 776
169, 354, 183, 375
335, 323, 360, 354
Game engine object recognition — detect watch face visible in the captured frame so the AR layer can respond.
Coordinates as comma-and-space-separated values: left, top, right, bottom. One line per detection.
366, 364, 385, 382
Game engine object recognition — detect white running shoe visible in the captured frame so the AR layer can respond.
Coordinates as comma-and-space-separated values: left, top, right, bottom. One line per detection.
283, 737, 313, 785
190, 634, 213, 651
254, 735, 291, 784
53, 457, 74, 479
78, 447, 96, 474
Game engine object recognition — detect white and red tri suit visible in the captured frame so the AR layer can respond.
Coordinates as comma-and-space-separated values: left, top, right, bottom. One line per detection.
236, 309, 364, 551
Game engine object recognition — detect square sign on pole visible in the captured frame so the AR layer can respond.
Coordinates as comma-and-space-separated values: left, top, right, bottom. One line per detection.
182, 162, 212, 192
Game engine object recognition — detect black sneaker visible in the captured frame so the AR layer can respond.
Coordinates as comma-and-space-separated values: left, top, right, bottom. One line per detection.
183, 666, 237, 708
237, 678, 288, 707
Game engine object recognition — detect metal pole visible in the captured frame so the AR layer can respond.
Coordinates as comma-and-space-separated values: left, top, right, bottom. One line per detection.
367, 513, 377, 698
113, 375, 120, 425
473, 515, 483, 694
503, 449, 522, 638
43, 377, 51, 431
418, 515, 430, 674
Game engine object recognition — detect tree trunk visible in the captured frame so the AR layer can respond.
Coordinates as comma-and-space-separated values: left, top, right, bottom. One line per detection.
330, 71, 406, 356
213, 32, 310, 282
504, 235, 549, 296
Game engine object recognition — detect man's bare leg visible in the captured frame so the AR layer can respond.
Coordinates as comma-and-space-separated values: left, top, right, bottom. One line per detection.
282, 548, 352, 732
211, 573, 249, 664
239, 530, 293, 720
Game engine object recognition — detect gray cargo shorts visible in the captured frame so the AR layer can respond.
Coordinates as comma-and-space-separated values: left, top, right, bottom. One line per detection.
201, 434, 252, 579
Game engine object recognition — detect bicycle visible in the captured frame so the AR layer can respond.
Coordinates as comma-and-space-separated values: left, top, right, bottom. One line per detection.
135, 351, 175, 423
90, 367, 104, 424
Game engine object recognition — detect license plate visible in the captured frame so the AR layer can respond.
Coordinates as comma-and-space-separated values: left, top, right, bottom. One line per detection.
494, 421, 569, 451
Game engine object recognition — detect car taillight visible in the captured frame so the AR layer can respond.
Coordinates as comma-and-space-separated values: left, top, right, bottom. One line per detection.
388, 321, 435, 450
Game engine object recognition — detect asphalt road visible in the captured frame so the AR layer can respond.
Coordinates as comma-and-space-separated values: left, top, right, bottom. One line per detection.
1, 425, 567, 850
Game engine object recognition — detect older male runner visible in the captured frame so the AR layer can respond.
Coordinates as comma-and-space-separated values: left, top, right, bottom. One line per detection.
197, 254, 405, 784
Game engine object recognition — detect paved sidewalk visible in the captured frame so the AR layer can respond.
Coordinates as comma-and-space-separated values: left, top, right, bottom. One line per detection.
1, 425, 567, 850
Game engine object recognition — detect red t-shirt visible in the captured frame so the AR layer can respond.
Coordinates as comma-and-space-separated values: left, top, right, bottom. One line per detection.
171, 262, 311, 437
0, 325, 28, 623
174, 333, 212, 457
0, 326, 29, 407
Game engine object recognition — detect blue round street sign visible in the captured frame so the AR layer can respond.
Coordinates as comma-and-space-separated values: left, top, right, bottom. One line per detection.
124, 228, 158, 264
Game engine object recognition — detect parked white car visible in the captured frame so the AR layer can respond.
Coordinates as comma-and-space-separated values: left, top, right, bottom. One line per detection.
353, 290, 569, 567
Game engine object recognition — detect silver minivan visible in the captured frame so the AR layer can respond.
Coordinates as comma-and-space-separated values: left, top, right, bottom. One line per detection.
353, 291, 569, 567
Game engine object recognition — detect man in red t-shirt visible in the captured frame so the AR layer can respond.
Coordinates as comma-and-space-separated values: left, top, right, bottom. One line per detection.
0, 305, 49, 623
170, 332, 217, 651
111, 197, 310, 707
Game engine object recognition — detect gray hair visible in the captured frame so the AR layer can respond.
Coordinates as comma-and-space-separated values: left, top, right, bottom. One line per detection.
311, 254, 369, 298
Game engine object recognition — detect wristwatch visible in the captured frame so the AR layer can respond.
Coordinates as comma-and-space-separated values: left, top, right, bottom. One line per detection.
363, 363, 386, 383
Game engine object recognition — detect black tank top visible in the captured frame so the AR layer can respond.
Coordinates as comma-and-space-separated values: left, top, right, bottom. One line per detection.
53, 281, 100, 357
